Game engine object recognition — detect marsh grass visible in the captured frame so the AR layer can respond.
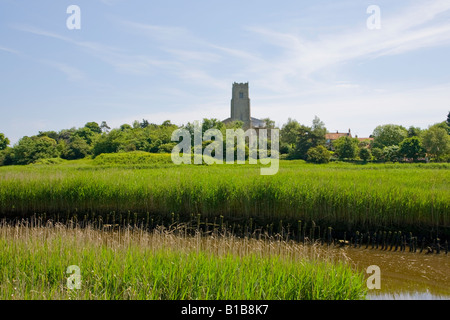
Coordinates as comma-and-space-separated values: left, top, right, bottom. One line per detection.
0, 161, 448, 235
0, 220, 366, 300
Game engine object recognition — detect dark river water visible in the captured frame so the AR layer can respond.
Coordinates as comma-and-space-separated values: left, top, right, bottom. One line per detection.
334, 247, 450, 300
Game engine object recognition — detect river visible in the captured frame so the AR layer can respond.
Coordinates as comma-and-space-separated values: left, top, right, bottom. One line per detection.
333, 246, 450, 300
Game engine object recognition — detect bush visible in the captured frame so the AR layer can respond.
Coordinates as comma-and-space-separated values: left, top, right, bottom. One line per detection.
359, 148, 372, 163
306, 145, 331, 164
371, 147, 383, 161
32, 157, 66, 165
383, 145, 400, 162
93, 151, 173, 166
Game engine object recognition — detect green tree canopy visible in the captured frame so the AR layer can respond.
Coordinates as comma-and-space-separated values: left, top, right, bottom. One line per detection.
371, 147, 383, 161
61, 136, 90, 160
372, 124, 408, 149
333, 136, 359, 160
407, 126, 422, 138
100, 121, 111, 133
290, 117, 327, 160
421, 124, 450, 161
0, 133, 9, 151
261, 118, 276, 129
399, 136, 425, 161
281, 118, 301, 147
383, 145, 400, 162
73, 127, 99, 145
84, 122, 102, 134
9, 136, 59, 165
359, 147, 372, 163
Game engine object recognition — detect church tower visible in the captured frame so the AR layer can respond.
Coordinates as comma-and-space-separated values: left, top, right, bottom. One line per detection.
230, 82, 251, 128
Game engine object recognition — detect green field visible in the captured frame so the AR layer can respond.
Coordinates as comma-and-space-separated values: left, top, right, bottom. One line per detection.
0, 155, 448, 237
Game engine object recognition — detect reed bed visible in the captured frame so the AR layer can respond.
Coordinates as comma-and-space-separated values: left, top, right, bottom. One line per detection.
0, 220, 366, 300
0, 161, 448, 236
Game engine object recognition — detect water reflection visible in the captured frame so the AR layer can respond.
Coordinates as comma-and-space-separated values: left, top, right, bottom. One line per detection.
332, 246, 450, 300
368, 291, 449, 300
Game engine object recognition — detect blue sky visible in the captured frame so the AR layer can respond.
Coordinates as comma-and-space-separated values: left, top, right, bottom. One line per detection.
1, 0, 450, 144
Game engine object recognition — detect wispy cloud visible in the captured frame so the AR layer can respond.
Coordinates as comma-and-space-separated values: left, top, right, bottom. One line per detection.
12, 24, 172, 76
0, 45, 20, 55
41, 60, 86, 81
245, 0, 450, 81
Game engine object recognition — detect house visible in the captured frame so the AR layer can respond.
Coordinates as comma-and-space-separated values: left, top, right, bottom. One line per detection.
325, 129, 352, 150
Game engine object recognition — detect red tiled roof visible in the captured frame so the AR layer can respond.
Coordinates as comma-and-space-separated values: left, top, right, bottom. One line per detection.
325, 132, 351, 140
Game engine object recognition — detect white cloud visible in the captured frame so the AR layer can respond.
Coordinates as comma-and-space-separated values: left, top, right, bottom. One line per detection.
241, 0, 450, 87
0, 46, 20, 55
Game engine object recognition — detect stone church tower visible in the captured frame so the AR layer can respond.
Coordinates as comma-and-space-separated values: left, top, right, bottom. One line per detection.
231, 82, 251, 128
223, 82, 265, 129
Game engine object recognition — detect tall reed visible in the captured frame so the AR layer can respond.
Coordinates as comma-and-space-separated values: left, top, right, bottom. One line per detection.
0, 220, 367, 300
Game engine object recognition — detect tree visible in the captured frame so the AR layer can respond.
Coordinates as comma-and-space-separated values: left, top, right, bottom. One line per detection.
202, 118, 224, 134
333, 136, 359, 160
447, 111, 450, 134
421, 125, 450, 161
100, 121, 111, 133
38, 131, 59, 141
399, 137, 425, 161
61, 136, 90, 160
0, 133, 9, 151
162, 120, 173, 127
290, 117, 327, 160
281, 118, 301, 148
58, 128, 76, 143
290, 125, 313, 160
140, 119, 149, 129
383, 145, 400, 162
307, 145, 331, 164
120, 124, 132, 131
73, 127, 98, 145
372, 124, 408, 149
311, 116, 327, 146
371, 147, 383, 161
261, 118, 276, 129
10, 136, 59, 165
359, 147, 372, 163
132, 120, 141, 129
84, 122, 102, 134
407, 126, 422, 138
93, 129, 124, 156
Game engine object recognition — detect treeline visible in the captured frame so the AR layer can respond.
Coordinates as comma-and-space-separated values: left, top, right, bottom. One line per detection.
0, 120, 177, 165
0, 119, 248, 166
280, 114, 450, 163
0, 113, 449, 166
